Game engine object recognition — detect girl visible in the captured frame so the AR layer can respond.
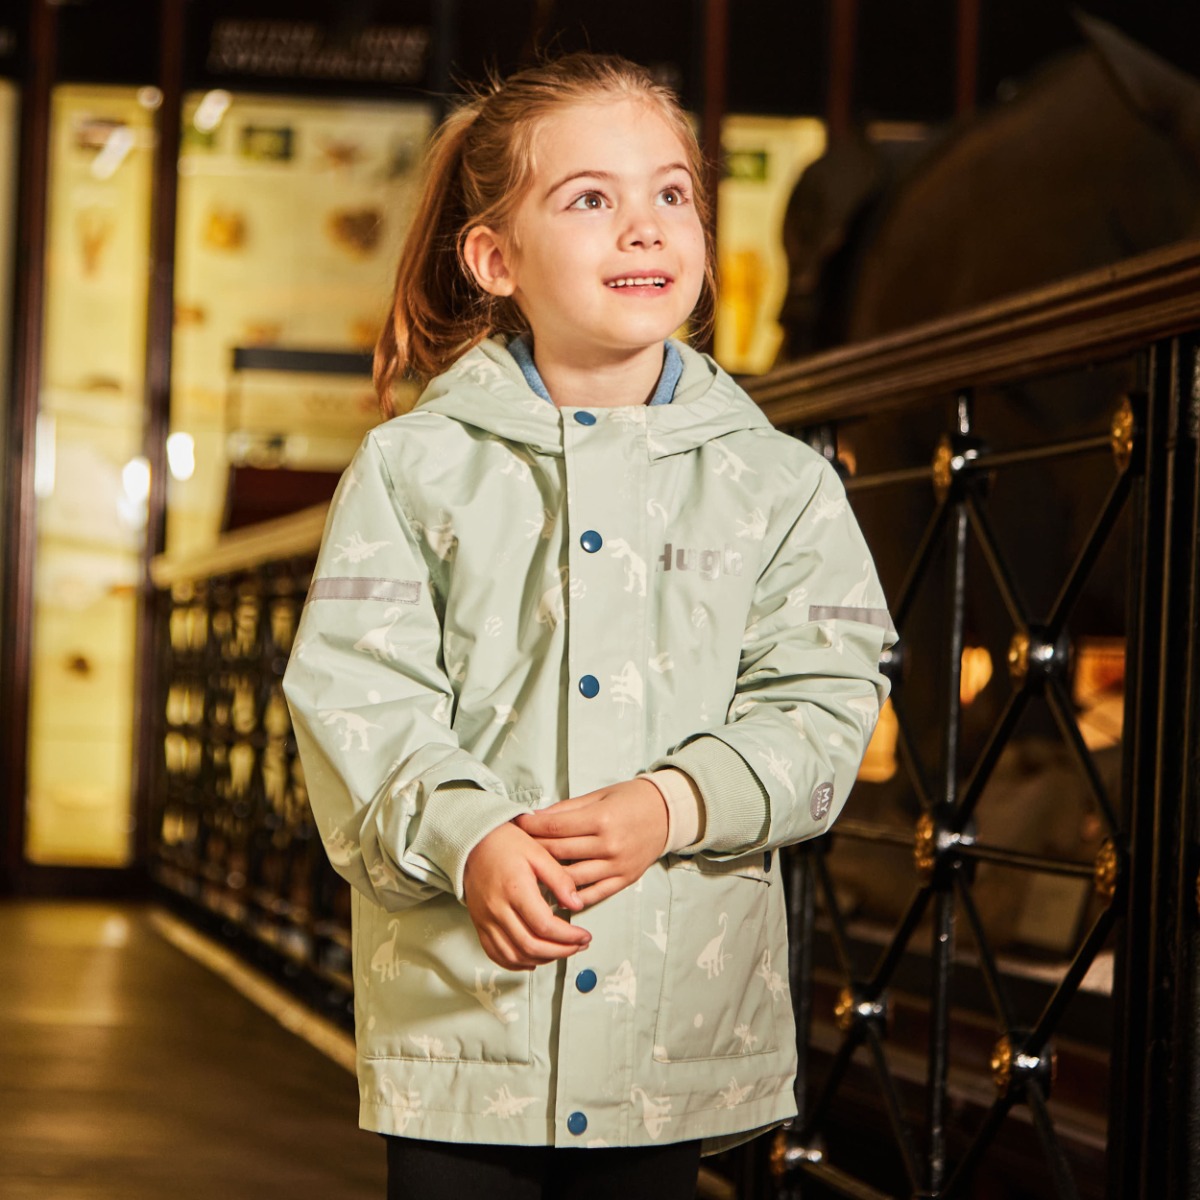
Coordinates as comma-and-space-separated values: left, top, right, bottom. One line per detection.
283, 52, 895, 1200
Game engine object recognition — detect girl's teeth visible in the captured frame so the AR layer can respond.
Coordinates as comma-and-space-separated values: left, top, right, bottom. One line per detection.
608, 277, 666, 288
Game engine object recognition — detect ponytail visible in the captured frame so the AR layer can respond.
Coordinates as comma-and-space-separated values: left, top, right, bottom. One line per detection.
375, 103, 493, 415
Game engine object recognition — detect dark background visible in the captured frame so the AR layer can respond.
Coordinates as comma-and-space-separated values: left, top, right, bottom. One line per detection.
2, 0, 1199, 123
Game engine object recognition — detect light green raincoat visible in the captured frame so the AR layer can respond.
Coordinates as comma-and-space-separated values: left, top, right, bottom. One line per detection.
283, 336, 895, 1153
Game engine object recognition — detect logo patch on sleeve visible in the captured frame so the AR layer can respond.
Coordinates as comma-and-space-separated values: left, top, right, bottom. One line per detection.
810, 782, 834, 822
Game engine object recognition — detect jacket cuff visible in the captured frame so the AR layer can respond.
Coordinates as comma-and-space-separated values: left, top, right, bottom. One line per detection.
407, 783, 529, 900
657, 736, 769, 853
640, 769, 705, 853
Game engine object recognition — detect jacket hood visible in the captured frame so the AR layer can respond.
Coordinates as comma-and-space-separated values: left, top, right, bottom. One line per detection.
412, 336, 771, 458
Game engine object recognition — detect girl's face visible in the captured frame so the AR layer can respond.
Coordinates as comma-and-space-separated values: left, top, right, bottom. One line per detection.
476, 97, 707, 371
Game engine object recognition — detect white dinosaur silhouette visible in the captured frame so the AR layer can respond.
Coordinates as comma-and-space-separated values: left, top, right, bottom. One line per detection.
630, 1087, 673, 1139
483, 1085, 539, 1118
367, 856, 402, 891
498, 451, 533, 482
691, 604, 709, 630
525, 508, 555, 540
335, 461, 362, 509
710, 441, 756, 483
462, 358, 505, 389
332, 531, 390, 564
379, 1078, 423, 1132
756, 949, 788, 1002
697, 913, 730, 980
718, 1077, 755, 1109
417, 514, 457, 561
370, 919, 409, 983
812, 490, 849, 523
648, 652, 674, 675
443, 631, 468, 683
610, 661, 644, 712
841, 559, 875, 607
603, 961, 637, 1006
536, 569, 585, 628
846, 693, 879, 729
609, 406, 646, 427
609, 539, 647, 596
408, 1034, 445, 1059
646, 498, 669, 523
320, 709, 380, 752
761, 747, 797, 799
786, 584, 809, 609
734, 1023, 759, 1053
736, 507, 768, 541
470, 969, 520, 1025
353, 606, 406, 662
323, 826, 355, 867
644, 910, 668, 953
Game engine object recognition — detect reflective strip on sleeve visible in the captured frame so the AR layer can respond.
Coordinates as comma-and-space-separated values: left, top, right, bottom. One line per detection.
307, 578, 421, 604
808, 605, 893, 629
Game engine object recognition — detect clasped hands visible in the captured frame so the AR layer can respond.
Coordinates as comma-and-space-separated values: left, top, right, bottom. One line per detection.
463, 778, 667, 971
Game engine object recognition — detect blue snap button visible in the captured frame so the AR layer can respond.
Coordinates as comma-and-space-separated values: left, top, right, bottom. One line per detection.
567, 1111, 588, 1136
580, 530, 603, 553
573, 411, 597, 426
578, 674, 600, 699
576, 969, 597, 993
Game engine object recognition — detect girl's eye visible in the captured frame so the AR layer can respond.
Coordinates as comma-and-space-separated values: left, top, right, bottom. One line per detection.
658, 185, 689, 206
568, 191, 608, 211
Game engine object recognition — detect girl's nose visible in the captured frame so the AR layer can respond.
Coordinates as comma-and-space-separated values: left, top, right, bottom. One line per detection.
618, 208, 664, 250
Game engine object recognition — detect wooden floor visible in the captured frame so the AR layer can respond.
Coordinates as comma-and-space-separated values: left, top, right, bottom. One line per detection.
0, 900, 385, 1200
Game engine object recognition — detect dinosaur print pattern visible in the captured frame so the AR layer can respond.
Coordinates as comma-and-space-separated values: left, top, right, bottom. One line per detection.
332, 531, 390, 564
319, 709, 379, 752
469, 969, 521, 1025
697, 913, 730, 980
284, 335, 895, 1150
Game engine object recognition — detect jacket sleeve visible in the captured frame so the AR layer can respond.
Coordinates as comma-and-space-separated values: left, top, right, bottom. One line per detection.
282, 431, 529, 910
653, 454, 896, 858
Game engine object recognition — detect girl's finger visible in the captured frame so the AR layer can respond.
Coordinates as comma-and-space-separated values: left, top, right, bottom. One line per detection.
563, 859, 614, 889
526, 834, 604, 862
516, 806, 597, 839
497, 899, 589, 960
479, 926, 530, 972
575, 876, 627, 908
528, 844, 587, 913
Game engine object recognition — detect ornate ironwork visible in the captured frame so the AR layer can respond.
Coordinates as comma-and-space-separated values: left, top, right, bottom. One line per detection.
1110, 394, 1136, 471
990, 1033, 1057, 1099
1095, 838, 1120, 905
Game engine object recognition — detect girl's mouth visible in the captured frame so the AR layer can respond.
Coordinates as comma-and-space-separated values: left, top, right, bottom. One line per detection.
606, 275, 669, 289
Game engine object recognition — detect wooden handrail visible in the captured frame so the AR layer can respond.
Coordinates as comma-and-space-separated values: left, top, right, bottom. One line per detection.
746, 238, 1200, 425
150, 504, 327, 588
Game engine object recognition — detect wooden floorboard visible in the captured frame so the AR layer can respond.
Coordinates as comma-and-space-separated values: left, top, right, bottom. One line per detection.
0, 900, 385, 1200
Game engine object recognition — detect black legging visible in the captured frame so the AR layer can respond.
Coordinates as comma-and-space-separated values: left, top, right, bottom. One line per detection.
385, 1135, 701, 1200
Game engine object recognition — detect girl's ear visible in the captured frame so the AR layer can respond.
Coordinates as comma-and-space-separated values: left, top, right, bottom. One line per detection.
462, 226, 517, 298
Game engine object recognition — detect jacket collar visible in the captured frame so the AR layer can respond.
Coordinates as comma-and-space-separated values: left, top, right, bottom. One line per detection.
413, 335, 770, 458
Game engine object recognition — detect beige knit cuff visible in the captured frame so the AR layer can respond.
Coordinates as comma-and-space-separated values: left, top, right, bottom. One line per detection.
640, 768, 706, 854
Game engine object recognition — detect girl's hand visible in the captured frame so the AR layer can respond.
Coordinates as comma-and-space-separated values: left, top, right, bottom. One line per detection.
515, 779, 669, 908
463, 821, 591, 971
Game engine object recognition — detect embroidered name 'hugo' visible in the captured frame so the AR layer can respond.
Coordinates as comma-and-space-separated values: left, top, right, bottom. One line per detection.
657, 543, 743, 581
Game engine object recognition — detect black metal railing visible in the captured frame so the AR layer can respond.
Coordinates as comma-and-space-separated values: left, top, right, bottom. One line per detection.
146, 241, 1200, 1199
748, 241, 1200, 1200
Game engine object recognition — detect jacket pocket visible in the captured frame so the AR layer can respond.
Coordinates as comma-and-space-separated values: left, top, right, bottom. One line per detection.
652, 852, 782, 1063
355, 893, 532, 1065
